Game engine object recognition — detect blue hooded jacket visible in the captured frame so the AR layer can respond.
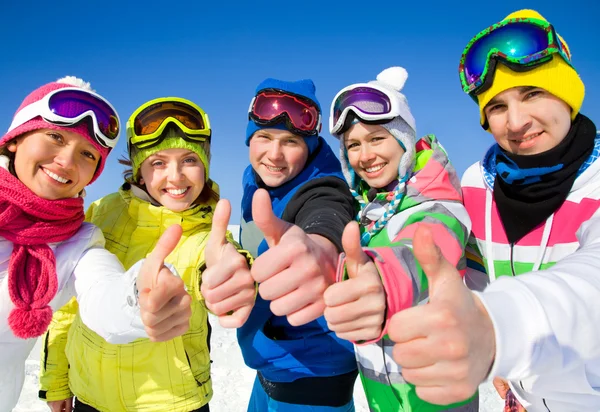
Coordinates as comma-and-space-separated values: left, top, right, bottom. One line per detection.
238, 136, 357, 383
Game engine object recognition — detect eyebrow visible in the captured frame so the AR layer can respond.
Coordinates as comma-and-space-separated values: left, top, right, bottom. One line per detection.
485, 86, 539, 108
271, 133, 302, 141
148, 150, 196, 159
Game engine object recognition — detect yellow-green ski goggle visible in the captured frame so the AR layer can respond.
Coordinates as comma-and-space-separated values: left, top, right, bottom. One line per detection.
127, 97, 211, 149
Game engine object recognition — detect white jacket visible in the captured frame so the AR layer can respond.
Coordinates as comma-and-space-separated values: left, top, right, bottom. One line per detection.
0, 223, 147, 411
480, 218, 600, 412
463, 136, 600, 411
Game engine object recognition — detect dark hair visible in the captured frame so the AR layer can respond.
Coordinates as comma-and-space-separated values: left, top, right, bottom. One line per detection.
0, 144, 16, 175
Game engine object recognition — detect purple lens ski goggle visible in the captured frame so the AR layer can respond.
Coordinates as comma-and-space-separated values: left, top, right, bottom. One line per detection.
330, 86, 394, 135
8, 87, 120, 149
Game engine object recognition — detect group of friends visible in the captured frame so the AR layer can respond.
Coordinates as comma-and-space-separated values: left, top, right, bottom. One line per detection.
1, 8, 599, 412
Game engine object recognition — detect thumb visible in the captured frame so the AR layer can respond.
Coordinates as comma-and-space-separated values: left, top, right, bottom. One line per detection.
252, 188, 290, 247
141, 224, 183, 289
413, 224, 462, 301
206, 199, 231, 266
342, 222, 370, 279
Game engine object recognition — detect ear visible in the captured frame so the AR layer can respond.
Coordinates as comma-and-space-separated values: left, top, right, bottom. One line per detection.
7, 140, 18, 153
139, 177, 145, 185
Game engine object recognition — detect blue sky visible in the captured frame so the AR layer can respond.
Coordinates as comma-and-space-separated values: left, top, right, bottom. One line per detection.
1, 1, 598, 223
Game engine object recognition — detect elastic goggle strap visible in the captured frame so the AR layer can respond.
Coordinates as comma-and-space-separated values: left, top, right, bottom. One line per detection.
9, 87, 120, 149
459, 18, 572, 96
249, 89, 321, 136
127, 98, 211, 149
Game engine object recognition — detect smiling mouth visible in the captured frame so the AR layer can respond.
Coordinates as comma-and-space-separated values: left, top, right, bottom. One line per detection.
365, 163, 386, 173
42, 167, 70, 184
512, 132, 542, 143
164, 187, 189, 196
264, 164, 284, 172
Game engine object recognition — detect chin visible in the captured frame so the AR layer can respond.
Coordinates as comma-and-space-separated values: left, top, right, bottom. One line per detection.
262, 176, 286, 188
362, 178, 384, 189
159, 199, 185, 212
173, 203, 192, 212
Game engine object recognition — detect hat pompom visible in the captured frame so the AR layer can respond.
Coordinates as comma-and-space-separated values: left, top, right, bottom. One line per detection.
56, 76, 94, 92
376, 67, 408, 91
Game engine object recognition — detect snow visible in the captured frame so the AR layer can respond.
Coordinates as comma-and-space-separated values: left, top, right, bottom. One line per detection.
15, 321, 503, 411
13, 225, 504, 411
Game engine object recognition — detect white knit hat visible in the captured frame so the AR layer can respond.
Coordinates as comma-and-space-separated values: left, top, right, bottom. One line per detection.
331, 66, 417, 190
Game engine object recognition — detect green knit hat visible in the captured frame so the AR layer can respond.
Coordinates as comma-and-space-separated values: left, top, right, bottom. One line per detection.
130, 126, 210, 180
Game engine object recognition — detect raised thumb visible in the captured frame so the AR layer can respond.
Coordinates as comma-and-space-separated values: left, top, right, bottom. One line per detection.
206, 199, 231, 267
252, 188, 290, 247
141, 224, 183, 289
342, 221, 370, 279
412, 224, 461, 301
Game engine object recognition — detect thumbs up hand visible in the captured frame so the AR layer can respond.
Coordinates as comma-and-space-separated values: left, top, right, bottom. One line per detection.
251, 189, 338, 327
323, 222, 386, 342
136, 224, 192, 342
201, 199, 255, 328
388, 225, 496, 405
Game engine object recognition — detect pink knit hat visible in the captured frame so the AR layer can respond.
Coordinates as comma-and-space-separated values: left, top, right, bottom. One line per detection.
0, 76, 119, 183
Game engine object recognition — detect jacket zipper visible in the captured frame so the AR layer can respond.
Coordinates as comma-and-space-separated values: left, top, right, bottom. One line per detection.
510, 243, 517, 276
185, 349, 211, 387
184, 350, 203, 387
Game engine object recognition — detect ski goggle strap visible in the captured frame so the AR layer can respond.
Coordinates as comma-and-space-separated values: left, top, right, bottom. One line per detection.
459, 18, 573, 96
248, 89, 321, 136
8, 87, 120, 149
127, 98, 211, 149
330, 86, 395, 135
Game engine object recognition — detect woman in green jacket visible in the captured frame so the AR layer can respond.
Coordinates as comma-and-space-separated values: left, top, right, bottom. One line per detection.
39, 97, 253, 412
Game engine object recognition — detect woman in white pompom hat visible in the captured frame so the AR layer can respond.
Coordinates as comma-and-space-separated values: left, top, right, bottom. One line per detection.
323, 67, 476, 412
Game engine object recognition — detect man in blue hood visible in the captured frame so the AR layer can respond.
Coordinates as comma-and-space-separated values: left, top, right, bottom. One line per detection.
236, 78, 358, 411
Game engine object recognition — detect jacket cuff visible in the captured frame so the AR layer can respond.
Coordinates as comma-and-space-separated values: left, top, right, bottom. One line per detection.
39, 387, 74, 402
337, 248, 414, 346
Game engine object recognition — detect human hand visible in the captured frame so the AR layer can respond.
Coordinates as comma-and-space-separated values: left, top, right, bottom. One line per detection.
201, 199, 255, 328
251, 189, 338, 326
494, 376, 510, 399
324, 221, 385, 342
388, 224, 496, 405
47, 398, 73, 412
136, 224, 192, 342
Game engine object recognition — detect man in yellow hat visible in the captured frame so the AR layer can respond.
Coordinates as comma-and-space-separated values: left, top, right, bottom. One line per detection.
383, 9, 600, 412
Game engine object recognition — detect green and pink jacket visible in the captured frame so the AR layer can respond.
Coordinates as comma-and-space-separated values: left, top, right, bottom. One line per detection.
337, 135, 474, 411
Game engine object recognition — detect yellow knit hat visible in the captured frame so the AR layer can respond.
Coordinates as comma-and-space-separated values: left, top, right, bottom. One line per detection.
476, 9, 585, 128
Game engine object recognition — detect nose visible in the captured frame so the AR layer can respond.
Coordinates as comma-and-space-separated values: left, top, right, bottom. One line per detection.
167, 161, 184, 182
359, 145, 376, 163
268, 141, 284, 160
506, 103, 532, 134
54, 146, 76, 170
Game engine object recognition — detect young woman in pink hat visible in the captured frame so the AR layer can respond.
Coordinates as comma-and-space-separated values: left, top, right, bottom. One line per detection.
0, 76, 192, 410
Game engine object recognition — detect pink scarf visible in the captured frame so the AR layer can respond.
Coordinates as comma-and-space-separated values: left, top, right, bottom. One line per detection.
0, 167, 84, 338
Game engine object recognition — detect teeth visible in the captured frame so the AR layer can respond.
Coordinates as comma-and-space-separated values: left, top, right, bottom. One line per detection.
265, 165, 283, 172
43, 168, 69, 183
519, 132, 541, 142
166, 188, 188, 195
366, 164, 385, 173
